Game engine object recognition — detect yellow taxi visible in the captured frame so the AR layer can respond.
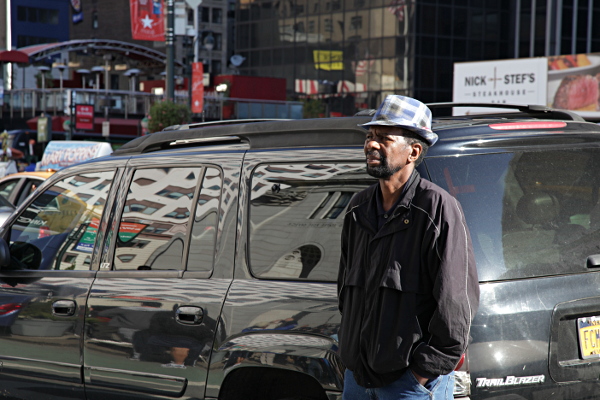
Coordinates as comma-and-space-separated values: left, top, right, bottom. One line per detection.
0, 170, 55, 207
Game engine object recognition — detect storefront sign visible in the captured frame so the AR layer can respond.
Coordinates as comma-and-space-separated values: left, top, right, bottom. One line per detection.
75, 104, 94, 130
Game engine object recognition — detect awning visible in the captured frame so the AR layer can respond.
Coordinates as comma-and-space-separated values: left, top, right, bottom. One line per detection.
0, 50, 30, 64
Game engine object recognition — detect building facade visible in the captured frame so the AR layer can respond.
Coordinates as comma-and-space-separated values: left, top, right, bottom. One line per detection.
235, 0, 600, 115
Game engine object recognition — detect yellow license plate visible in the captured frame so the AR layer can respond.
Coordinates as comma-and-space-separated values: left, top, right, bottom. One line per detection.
578, 316, 600, 359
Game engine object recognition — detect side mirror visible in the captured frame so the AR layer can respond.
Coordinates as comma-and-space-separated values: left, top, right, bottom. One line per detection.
0, 238, 10, 268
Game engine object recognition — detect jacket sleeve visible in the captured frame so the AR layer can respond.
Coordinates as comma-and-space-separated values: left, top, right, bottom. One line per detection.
411, 194, 480, 379
337, 209, 351, 313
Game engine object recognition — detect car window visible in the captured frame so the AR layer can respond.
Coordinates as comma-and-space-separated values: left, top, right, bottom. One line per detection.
0, 179, 18, 202
187, 167, 221, 272
249, 163, 374, 281
114, 166, 221, 271
8, 170, 115, 270
426, 148, 600, 281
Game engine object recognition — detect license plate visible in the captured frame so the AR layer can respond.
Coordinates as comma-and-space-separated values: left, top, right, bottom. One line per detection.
578, 316, 600, 359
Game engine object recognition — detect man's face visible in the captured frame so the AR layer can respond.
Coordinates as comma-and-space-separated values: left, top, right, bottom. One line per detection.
364, 127, 413, 179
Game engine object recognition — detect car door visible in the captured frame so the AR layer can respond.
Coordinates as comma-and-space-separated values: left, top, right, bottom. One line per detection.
84, 152, 241, 400
0, 164, 118, 400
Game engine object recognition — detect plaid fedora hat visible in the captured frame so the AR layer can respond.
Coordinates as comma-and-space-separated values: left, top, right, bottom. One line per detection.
360, 95, 438, 145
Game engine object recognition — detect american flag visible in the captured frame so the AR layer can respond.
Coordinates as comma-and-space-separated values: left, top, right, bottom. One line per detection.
387, 0, 408, 22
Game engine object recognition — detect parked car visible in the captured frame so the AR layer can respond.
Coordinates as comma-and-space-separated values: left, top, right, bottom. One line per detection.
0, 104, 599, 400
0, 171, 55, 207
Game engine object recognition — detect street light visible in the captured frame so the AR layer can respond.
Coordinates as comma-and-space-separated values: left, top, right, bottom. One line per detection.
203, 32, 215, 75
53, 62, 67, 92
37, 65, 50, 113
124, 68, 140, 115
76, 68, 90, 89
91, 66, 104, 90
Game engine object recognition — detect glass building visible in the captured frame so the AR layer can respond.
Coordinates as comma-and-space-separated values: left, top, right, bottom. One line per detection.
236, 0, 415, 116
235, 0, 600, 116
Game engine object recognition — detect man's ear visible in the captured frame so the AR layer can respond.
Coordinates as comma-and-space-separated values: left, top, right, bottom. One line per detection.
408, 143, 422, 163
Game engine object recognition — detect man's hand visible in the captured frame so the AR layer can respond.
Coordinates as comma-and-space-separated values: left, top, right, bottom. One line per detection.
411, 369, 429, 386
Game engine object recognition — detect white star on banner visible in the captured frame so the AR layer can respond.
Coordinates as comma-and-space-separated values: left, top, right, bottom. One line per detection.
141, 14, 153, 28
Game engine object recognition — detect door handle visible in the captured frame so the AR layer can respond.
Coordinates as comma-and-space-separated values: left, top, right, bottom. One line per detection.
175, 306, 204, 325
52, 300, 76, 317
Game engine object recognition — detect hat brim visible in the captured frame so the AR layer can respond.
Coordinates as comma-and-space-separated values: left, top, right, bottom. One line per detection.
358, 120, 437, 144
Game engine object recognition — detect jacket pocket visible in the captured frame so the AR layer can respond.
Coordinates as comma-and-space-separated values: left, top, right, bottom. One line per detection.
365, 263, 424, 375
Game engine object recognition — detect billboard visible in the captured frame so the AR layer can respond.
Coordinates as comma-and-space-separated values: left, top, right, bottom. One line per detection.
454, 53, 600, 118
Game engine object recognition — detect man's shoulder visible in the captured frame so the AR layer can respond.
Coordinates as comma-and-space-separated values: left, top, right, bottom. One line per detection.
413, 177, 458, 209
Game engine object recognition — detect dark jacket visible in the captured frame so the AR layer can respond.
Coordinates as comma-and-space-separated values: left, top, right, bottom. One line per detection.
337, 171, 479, 388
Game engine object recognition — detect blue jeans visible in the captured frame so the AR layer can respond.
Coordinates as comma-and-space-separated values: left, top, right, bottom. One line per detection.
342, 369, 455, 400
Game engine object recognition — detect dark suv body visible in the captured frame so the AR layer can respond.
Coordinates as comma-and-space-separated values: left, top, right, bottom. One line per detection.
0, 106, 600, 399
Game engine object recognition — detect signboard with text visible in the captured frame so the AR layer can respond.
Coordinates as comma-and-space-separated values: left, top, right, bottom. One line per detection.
453, 58, 548, 115
75, 104, 94, 130
454, 53, 600, 118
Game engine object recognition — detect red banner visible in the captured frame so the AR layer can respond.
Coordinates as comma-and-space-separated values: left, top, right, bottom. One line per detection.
191, 62, 204, 114
130, 0, 165, 42
75, 104, 94, 130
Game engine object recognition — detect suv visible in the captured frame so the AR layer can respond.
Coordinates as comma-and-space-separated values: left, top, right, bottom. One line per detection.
0, 105, 599, 400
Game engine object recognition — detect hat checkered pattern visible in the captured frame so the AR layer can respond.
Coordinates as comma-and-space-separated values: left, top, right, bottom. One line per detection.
360, 95, 438, 145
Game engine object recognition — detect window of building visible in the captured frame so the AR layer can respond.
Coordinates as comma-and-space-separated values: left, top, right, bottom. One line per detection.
200, 6, 210, 23
351, 16, 362, 30
212, 8, 223, 24
249, 163, 374, 281
324, 19, 333, 32
16, 6, 59, 25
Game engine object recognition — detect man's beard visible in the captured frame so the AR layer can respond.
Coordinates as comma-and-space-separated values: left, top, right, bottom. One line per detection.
366, 151, 401, 178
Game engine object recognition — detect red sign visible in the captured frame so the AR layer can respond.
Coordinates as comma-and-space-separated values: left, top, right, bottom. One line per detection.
130, 0, 165, 42
75, 104, 94, 130
191, 62, 204, 114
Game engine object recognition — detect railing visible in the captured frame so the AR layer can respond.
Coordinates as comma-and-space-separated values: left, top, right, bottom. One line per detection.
2, 88, 303, 121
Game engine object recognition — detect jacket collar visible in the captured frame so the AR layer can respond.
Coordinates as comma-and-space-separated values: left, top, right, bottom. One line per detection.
352, 170, 421, 235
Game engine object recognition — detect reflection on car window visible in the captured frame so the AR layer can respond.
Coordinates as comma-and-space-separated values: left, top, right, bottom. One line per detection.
0, 179, 18, 203
115, 167, 221, 271
426, 149, 600, 281
187, 167, 221, 272
9, 170, 115, 270
249, 163, 374, 281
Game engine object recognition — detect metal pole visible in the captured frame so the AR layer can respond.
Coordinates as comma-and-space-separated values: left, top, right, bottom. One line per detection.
68, 90, 74, 141
572, 0, 578, 54
587, 0, 593, 53
166, 0, 175, 101
530, 0, 536, 57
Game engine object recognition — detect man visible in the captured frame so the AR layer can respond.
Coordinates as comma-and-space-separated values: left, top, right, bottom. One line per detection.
337, 95, 479, 400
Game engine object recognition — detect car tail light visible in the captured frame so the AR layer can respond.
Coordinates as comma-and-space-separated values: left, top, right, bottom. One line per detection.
453, 353, 471, 398
0, 303, 22, 316
38, 225, 50, 239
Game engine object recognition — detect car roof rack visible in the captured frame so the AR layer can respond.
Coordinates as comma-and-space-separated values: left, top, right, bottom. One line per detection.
163, 118, 289, 131
113, 116, 372, 156
426, 102, 585, 122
